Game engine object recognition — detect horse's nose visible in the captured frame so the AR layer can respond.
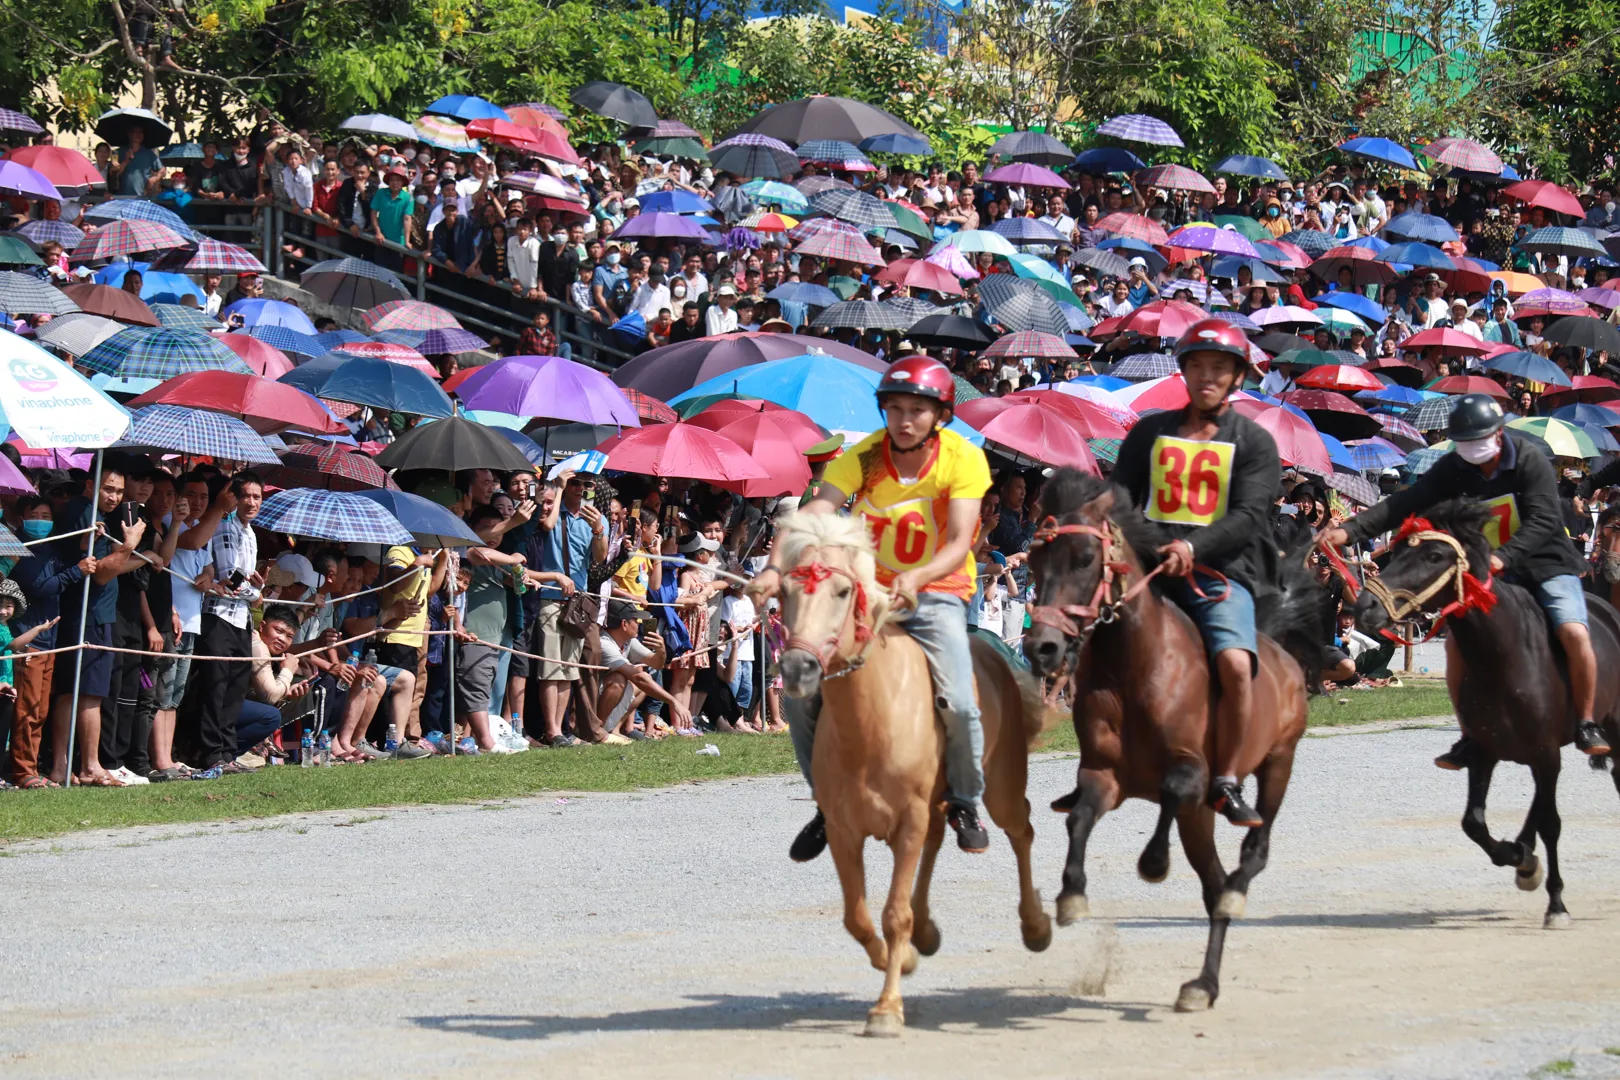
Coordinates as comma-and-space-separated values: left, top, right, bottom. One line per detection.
1351, 591, 1386, 634
1024, 633, 1062, 677
778, 650, 822, 699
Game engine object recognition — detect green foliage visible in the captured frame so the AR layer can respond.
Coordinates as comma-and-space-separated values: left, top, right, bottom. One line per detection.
1489, 0, 1620, 183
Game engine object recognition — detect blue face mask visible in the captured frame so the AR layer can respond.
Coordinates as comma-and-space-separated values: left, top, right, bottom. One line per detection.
20, 519, 51, 540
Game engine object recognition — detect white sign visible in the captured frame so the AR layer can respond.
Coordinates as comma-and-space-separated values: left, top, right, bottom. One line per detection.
0, 329, 130, 449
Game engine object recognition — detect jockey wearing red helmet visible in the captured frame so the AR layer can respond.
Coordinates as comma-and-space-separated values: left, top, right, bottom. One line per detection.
751, 352, 994, 858
1111, 317, 1281, 828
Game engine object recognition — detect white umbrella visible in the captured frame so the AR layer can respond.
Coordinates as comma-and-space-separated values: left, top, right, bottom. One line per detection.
0, 328, 129, 447
338, 114, 418, 142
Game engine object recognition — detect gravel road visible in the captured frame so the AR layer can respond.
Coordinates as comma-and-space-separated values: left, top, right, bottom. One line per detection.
2, 723, 1619, 1079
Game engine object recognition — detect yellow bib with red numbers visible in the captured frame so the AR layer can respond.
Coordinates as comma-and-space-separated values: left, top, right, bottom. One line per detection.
1482, 493, 1520, 550
1146, 436, 1236, 527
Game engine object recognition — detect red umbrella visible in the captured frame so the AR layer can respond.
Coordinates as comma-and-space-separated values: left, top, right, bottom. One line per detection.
1278, 389, 1381, 440
217, 333, 293, 378
596, 422, 767, 483
5, 145, 102, 190
966, 392, 1131, 440
707, 414, 814, 497
503, 106, 570, 140
260, 444, 398, 492
957, 401, 1100, 473
687, 399, 826, 448
1229, 398, 1332, 473
1401, 327, 1490, 356
1309, 246, 1399, 286
1429, 375, 1510, 399
1293, 365, 1385, 393
1113, 373, 1189, 413
1096, 213, 1169, 245
57, 283, 159, 326
334, 339, 436, 376
465, 118, 580, 165
1538, 375, 1620, 407
1112, 299, 1208, 340
621, 388, 679, 424
1089, 315, 1126, 339
984, 330, 1076, 360
128, 371, 347, 435
1502, 180, 1584, 220
874, 258, 964, 296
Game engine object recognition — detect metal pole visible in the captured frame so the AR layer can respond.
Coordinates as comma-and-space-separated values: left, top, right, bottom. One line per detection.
62, 451, 103, 788
445, 569, 456, 757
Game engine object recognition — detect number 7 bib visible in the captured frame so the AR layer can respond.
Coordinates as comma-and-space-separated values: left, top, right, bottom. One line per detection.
1146, 436, 1236, 527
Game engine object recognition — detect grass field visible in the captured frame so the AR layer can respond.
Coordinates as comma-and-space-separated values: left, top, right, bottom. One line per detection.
0, 683, 1453, 845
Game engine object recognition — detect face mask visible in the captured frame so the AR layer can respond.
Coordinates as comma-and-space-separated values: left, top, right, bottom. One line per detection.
1267, 207, 1280, 217
414, 194, 428, 206
20, 519, 51, 540
671, 286, 686, 299
607, 253, 621, 266
552, 233, 567, 243
1455, 434, 1501, 465
377, 154, 393, 165
172, 184, 187, 194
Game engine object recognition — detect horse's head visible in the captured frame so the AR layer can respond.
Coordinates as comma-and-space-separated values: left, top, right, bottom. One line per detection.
1353, 499, 1494, 639
1597, 507, 1620, 584
1024, 470, 1158, 677
774, 510, 890, 698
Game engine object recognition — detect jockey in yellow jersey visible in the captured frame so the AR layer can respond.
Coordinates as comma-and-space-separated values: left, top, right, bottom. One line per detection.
751, 355, 993, 859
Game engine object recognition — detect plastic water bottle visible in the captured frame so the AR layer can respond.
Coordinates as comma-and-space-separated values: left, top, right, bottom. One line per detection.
318, 731, 332, 767
384, 723, 399, 753
300, 732, 314, 768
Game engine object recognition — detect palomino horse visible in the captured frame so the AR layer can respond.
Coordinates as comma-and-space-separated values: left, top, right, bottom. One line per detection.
1022, 471, 1316, 1012
1351, 499, 1620, 928
774, 511, 1053, 1037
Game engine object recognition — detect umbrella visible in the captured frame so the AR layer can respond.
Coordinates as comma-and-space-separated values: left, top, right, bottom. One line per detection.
610, 331, 883, 399
988, 131, 1074, 166
957, 400, 1100, 473
425, 94, 509, 123
1404, 397, 1458, 431
617, 388, 678, 425
1108, 352, 1178, 381
455, 354, 640, 426
666, 355, 895, 436
1372, 411, 1427, 449
985, 330, 1076, 360
412, 115, 478, 152
977, 275, 1069, 336
1382, 212, 1459, 244
1401, 327, 1489, 356
79, 326, 252, 379
374, 415, 534, 472
1502, 180, 1584, 220
339, 114, 418, 141
686, 399, 827, 446
1374, 241, 1453, 269
808, 188, 898, 229
33, 312, 125, 356
95, 107, 172, 148
1578, 287, 1620, 311
527, 421, 629, 460
798, 139, 872, 170
858, 133, 932, 156
362, 300, 460, 333
14, 219, 84, 248
1072, 147, 1147, 173
1280, 229, 1334, 257
1338, 137, 1418, 169
636, 190, 713, 214
1114, 299, 1209, 340
1209, 255, 1285, 283
932, 229, 1018, 259
333, 340, 435, 376
570, 82, 658, 127
699, 413, 815, 497
1164, 224, 1259, 258
1134, 164, 1214, 194
261, 444, 397, 492
150, 237, 266, 274
1481, 350, 1573, 388
795, 228, 884, 265
0, 160, 61, 202
92, 263, 203, 305
115, 404, 279, 463
222, 298, 318, 336
1515, 227, 1607, 259
300, 258, 408, 309
1208, 310, 1262, 334
873, 258, 963, 296
1429, 375, 1510, 398
608, 212, 713, 244
1309, 245, 1400, 286
505, 101, 569, 125
483, 426, 548, 467
990, 218, 1067, 245
1538, 376, 1620, 407
1546, 402, 1620, 427
1230, 399, 1332, 473
1098, 213, 1169, 245
1071, 247, 1131, 279
810, 300, 915, 332
240, 325, 322, 359
596, 421, 768, 484
351, 488, 483, 547
287, 354, 453, 418
728, 96, 924, 146
1344, 437, 1408, 470
1325, 470, 1381, 506
710, 138, 799, 179
984, 162, 1070, 190
1252, 305, 1323, 328
1295, 365, 1384, 392
1543, 316, 1620, 353
1279, 389, 1381, 440
1211, 154, 1288, 181
741, 180, 808, 212
1095, 114, 1183, 146
767, 281, 840, 307
70, 220, 189, 262
257, 489, 415, 545
1422, 137, 1502, 175
218, 336, 294, 380
0, 109, 42, 135
158, 142, 204, 163
908, 313, 995, 350
1507, 416, 1600, 458
129, 371, 346, 435
83, 198, 199, 241
0, 271, 78, 315
3, 146, 101, 193
1317, 291, 1386, 324
148, 303, 219, 331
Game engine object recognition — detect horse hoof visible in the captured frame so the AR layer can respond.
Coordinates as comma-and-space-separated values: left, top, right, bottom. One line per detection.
900, 942, 920, 976
1174, 981, 1214, 1013
1544, 910, 1572, 931
864, 1010, 905, 1038
914, 919, 942, 957
1515, 855, 1543, 892
1214, 890, 1247, 920
1023, 914, 1054, 953
1056, 893, 1090, 926
1137, 850, 1170, 884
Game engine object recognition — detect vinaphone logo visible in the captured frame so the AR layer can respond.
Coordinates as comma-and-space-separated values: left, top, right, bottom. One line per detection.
8, 357, 58, 393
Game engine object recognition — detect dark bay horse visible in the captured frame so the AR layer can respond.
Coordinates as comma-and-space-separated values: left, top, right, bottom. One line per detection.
1023, 471, 1318, 1012
1351, 499, 1620, 929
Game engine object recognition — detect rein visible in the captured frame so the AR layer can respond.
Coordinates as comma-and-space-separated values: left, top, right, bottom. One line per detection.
783, 561, 879, 680
1354, 516, 1498, 645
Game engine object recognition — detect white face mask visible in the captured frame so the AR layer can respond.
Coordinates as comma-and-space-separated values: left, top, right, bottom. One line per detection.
1455, 434, 1501, 465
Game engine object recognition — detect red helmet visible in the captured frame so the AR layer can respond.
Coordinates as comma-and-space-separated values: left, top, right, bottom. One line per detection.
876, 354, 956, 410
1173, 318, 1251, 369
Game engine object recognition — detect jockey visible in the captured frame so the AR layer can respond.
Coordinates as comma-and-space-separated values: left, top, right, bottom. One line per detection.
1113, 318, 1283, 829
1322, 393, 1610, 765
751, 354, 993, 860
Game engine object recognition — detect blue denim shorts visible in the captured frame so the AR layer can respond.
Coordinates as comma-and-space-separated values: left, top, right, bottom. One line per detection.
1530, 574, 1588, 628
1167, 573, 1258, 659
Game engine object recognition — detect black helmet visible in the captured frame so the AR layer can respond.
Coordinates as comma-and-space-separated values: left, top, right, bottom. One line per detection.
1446, 393, 1506, 442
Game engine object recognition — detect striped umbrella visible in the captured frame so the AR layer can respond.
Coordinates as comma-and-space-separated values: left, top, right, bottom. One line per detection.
256, 489, 415, 544
413, 115, 479, 152
149, 303, 221, 331
261, 444, 398, 492
14, 219, 84, 247
115, 404, 280, 463
808, 188, 897, 229
151, 236, 267, 274
362, 300, 461, 333
1108, 352, 1178, 380
300, 257, 409, 309
986, 330, 1076, 360
1095, 114, 1184, 147
795, 229, 885, 266
810, 300, 914, 332
81, 326, 253, 379
1422, 138, 1503, 175
242, 324, 323, 358
33, 312, 125, 356
1134, 164, 1214, 194
0, 271, 79, 315
70, 219, 191, 262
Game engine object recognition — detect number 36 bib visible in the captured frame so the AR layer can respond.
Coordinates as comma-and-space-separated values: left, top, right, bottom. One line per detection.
1146, 436, 1236, 527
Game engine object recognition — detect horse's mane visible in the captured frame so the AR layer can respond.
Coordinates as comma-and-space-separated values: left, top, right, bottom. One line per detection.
1037, 468, 1165, 569
1415, 497, 1494, 578
776, 510, 894, 627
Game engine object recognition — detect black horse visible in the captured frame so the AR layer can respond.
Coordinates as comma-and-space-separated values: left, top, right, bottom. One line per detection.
1352, 498, 1620, 929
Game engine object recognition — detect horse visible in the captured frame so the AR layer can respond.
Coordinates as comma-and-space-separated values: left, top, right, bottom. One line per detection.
1021, 471, 1317, 1012
774, 511, 1054, 1037
1595, 506, 1620, 610
1350, 499, 1620, 929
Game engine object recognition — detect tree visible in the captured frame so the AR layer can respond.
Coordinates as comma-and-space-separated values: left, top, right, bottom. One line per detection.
1488, 0, 1620, 182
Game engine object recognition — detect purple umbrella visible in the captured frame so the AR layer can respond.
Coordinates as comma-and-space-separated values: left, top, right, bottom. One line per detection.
0, 109, 43, 135
1095, 114, 1184, 147
608, 212, 714, 243
455, 354, 642, 426
983, 162, 1071, 190
418, 327, 488, 354
1517, 287, 1590, 314
1165, 225, 1261, 258
611, 331, 886, 399
0, 453, 36, 496
0, 160, 62, 202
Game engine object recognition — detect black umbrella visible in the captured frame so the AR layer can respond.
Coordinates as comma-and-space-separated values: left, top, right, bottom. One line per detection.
1543, 315, 1620, 353
726, 96, 925, 146
709, 142, 800, 179
526, 421, 624, 460
907, 313, 994, 350
569, 82, 659, 127
374, 416, 533, 473
94, 107, 172, 149
977, 275, 1070, 337
989, 131, 1074, 167
1254, 331, 1314, 355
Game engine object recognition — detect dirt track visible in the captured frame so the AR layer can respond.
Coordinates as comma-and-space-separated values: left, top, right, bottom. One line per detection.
2, 724, 1619, 1078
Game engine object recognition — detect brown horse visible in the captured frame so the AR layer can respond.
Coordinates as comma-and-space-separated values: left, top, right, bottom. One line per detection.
1023, 471, 1316, 1012
774, 511, 1053, 1037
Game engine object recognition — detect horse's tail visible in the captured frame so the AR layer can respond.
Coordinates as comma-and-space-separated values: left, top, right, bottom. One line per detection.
1257, 542, 1337, 683
970, 635, 1061, 747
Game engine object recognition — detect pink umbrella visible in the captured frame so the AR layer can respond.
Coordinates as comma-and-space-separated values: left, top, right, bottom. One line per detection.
1229, 398, 1332, 473
334, 339, 437, 376
1005, 389, 1132, 439
1251, 305, 1323, 327
0, 454, 37, 495
596, 422, 767, 483
1135, 164, 1215, 194
954, 399, 1100, 473
1400, 327, 1490, 356
1111, 374, 1189, 413
1114, 299, 1210, 340
1502, 179, 1584, 220
8, 440, 92, 469
1097, 213, 1169, 245
875, 258, 965, 296
795, 229, 885, 266
217, 332, 294, 377
924, 245, 978, 280
1260, 239, 1313, 270
1423, 138, 1503, 174
1516, 287, 1591, 315
985, 330, 1076, 360
984, 163, 1070, 190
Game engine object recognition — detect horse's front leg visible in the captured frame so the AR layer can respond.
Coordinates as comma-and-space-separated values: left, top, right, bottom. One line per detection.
1460, 758, 1533, 870
866, 803, 928, 1037
909, 806, 946, 956
1058, 766, 1120, 924
826, 825, 884, 972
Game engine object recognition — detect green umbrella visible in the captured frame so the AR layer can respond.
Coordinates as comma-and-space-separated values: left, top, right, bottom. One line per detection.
1088, 437, 1122, 464
1314, 307, 1368, 334
1214, 214, 1269, 242
953, 374, 983, 403
674, 391, 754, 418
1272, 347, 1339, 368
633, 136, 709, 161
885, 202, 932, 240
1505, 417, 1600, 458
828, 275, 862, 300
0, 235, 43, 266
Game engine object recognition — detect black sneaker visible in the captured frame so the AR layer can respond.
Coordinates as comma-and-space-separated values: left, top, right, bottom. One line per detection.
1434, 736, 1475, 771
549, 733, 581, 748
790, 810, 827, 862
1209, 780, 1263, 828
1574, 720, 1611, 756
947, 804, 990, 853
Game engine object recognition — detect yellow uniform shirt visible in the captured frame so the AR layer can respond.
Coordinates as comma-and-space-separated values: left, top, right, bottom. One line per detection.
380, 544, 430, 648
820, 429, 992, 600
612, 551, 651, 601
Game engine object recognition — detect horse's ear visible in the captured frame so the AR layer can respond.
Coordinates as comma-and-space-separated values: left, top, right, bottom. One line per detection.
1080, 487, 1116, 522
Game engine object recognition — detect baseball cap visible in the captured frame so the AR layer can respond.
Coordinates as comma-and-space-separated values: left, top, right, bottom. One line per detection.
1128, 256, 1148, 268
606, 599, 654, 625
716, 282, 738, 297
274, 552, 323, 592
678, 533, 721, 554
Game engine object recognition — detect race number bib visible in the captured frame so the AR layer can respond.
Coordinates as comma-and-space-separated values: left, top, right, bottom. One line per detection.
856, 495, 937, 573
1482, 493, 1520, 550
1146, 436, 1235, 527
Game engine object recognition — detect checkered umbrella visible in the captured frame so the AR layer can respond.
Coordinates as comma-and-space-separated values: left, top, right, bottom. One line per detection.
621, 388, 679, 424
256, 488, 415, 544
1422, 138, 1503, 175
1514, 226, 1607, 259
0, 109, 42, 135
81, 326, 253, 378
808, 188, 897, 229
810, 300, 914, 331
881, 297, 943, 323
1279, 229, 1334, 257
83, 198, 196, 236
261, 444, 398, 492
1375, 412, 1426, 449
14, 219, 84, 247
1404, 397, 1455, 431
710, 136, 799, 179
115, 404, 280, 463
314, 329, 373, 350
986, 330, 1077, 360
300, 257, 409, 310
362, 300, 462, 333
1344, 437, 1408, 471
1324, 469, 1380, 507
977, 274, 1070, 336
70, 219, 191, 262
991, 218, 1067, 245
1095, 114, 1184, 147
33, 312, 124, 356
786, 217, 863, 245
151, 237, 267, 274
1134, 164, 1214, 194
1108, 352, 1178, 380
0, 271, 79, 315
795, 229, 885, 266
1071, 247, 1131, 279
149, 303, 221, 331
243, 325, 323, 358
795, 175, 853, 197
417, 327, 487, 355
1208, 310, 1262, 332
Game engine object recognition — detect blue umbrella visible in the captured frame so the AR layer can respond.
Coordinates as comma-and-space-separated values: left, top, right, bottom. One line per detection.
1484, 350, 1573, 387
222, 298, 319, 336
859, 133, 932, 156
768, 282, 840, 307
159, 142, 204, 162
488, 426, 547, 467
1405, 445, 1449, 475
282, 353, 454, 418
1344, 437, 1408, 470
1279, 229, 1333, 257
636, 190, 714, 214
1070, 374, 1130, 391
1317, 431, 1359, 471
1548, 403, 1619, 426
1573, 421, 1620, 452
115, 404, 280, 463
1375, 242, 1453, 269
1382, 212, 1459, 244
1209, 310, 1262, 332
92, 262, 204, 305
1058, 303, 1094, 333
1355, 384, 1435, 407
1212, 154, 1288, 181
424, 95, 510, 122
1318, 291, 1386, 324
241, 325, 323, 358
1342, 235, 1390, 254
1209, 256, 1288, 283
257, 489, 415, 544
1339, 137, 1418, 169
882, 229, 918, 251
1072, 147, 1145, 173
314, 329, 372, 350
351, 488, 482, 547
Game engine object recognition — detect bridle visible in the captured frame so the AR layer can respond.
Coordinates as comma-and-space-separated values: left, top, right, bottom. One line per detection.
1340, 516, 1497, 645
782, 561, 878, 680
1025, 515, 1180, 642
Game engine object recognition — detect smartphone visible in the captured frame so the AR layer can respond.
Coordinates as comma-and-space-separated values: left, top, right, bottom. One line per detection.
120, 502, 138, 529
584, 483, 596, 501
629, 498, 642, 520
227, 569, 247, 589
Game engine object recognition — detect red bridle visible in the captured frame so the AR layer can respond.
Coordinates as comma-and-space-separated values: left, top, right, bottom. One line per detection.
783, 561, 877, 677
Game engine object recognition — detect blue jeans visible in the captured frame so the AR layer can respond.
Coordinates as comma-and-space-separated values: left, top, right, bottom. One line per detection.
1166, 573, 1257, 661
729, 659, 754, 715
1523, 573, 1588, 627
784, 592, 985, 808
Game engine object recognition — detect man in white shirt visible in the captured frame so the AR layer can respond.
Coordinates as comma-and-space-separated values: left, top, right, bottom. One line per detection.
190, 474, 264, 775
1038, 195, 1076, 240
1450, 298, 1484, 341
705, 282, 740, 336
280, 148, 314, 211
631, 268, 672, 323
455, 154, 488, 205
506, 217, 543, 299
201, 273, 224, 317
677, 253, 709, 302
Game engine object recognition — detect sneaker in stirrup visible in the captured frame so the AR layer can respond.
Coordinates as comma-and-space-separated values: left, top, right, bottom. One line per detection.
947, 803, 990, 853
1209, 779, 1262, 828
1574, 720, 1611, 756
789, 810, 827, 862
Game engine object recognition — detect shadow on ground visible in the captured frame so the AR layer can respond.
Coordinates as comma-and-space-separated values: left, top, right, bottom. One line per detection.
1109, 907, 1501, 932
